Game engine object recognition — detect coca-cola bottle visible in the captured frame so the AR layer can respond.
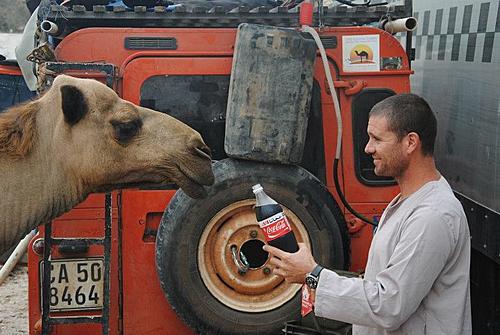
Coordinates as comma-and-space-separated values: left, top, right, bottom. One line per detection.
252, 184, 299, 253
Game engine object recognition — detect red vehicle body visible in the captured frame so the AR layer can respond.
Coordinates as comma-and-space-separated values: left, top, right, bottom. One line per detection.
0, 2, 415, 335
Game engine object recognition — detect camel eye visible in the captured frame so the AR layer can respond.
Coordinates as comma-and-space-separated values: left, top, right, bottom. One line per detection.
111, 119, 142, 143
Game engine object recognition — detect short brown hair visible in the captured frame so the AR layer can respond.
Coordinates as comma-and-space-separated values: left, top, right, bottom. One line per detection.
370, 94, 437, 155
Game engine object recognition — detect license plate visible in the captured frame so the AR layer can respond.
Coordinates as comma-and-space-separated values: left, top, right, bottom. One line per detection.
40, 258, 104, 312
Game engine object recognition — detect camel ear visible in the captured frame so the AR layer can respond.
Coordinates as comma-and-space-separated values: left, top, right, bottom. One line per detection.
61, 85, 88, 126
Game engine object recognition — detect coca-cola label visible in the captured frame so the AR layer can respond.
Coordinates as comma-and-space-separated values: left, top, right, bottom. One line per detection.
258, 212, 292, 241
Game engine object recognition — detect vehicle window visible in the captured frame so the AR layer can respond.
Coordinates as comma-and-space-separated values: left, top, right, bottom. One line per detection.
352, 89, 396, 186
140, 75, 230, 160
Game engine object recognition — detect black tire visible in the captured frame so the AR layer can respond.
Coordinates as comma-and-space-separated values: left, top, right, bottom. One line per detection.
156, 158, 350, 335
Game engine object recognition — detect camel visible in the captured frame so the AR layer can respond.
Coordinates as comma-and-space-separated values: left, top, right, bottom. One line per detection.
0, 75, 214, 255
354, 50, 368, 62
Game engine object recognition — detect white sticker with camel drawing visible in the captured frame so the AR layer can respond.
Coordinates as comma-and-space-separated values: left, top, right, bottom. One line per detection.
342, 35, 380, 72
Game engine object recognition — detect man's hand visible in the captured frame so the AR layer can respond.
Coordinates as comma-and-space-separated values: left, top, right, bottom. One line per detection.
263, 243, 317, 284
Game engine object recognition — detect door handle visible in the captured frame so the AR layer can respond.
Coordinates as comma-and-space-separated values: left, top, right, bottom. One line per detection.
332, 80, 367, 96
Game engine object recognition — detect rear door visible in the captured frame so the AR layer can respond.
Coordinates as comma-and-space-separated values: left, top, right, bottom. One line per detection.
120, 57, 232, 334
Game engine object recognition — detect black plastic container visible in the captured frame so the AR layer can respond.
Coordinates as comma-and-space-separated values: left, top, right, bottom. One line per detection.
225, 23, 317, 164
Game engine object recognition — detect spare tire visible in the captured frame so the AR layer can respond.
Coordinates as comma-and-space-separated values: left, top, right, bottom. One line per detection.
156, 158, 349, 335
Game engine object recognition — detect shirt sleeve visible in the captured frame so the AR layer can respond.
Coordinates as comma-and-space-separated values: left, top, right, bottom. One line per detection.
315, 208, 456, 330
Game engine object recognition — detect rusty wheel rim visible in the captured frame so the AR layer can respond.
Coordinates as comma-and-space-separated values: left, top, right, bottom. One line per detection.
198, 199, 310, 312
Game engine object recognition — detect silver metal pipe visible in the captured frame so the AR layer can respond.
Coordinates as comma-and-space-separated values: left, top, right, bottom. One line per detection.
0, 230, 36, 285
382, 17, 418, 33
40, 20, 59, 35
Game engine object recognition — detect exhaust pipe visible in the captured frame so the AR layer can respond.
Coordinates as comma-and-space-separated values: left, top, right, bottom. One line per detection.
40, 20, 59, 35
381, 17, 418, 33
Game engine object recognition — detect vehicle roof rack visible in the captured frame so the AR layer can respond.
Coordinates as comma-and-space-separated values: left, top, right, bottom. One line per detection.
40, 2, 410, 33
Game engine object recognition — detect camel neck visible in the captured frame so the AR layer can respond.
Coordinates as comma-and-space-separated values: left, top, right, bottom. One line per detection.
0, 144, 87, 254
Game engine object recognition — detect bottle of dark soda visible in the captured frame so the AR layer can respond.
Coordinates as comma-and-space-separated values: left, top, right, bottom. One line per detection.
252, 184, 299, 253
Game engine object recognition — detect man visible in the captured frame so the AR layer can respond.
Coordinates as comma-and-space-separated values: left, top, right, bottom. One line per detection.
264, 94, 472, 335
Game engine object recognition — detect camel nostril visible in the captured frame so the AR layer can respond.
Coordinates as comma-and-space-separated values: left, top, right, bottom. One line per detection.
195, 145, 212, 160
189, 135, 212, 160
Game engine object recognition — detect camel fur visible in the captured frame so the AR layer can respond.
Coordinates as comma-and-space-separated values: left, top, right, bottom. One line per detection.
0, 75, 214, 254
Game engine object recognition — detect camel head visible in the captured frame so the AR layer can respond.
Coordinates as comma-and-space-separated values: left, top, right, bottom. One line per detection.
40, 75, 215, 198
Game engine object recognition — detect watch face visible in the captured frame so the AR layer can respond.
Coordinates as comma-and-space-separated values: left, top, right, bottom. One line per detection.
306, 276, 317, 289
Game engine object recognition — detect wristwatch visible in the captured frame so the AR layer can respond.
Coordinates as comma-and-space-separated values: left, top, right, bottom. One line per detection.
305, 265, 324, 289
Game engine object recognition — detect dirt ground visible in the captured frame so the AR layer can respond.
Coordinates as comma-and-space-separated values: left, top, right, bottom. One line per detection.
0, 33, 22, 59
0, 264, 29, 335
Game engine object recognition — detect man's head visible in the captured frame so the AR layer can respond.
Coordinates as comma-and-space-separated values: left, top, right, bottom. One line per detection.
364, 94, 437, 178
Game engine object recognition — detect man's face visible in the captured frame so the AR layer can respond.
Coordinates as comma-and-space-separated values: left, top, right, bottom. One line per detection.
365, 115, 409, 178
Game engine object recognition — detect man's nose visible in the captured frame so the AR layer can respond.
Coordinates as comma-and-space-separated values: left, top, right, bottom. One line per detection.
365, 141, 374, 154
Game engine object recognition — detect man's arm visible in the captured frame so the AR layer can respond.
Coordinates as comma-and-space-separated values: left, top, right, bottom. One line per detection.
265, 209, 456, 330
315, 210, 455, 329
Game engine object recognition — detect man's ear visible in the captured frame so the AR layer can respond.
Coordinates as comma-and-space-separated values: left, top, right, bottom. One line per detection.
61, 85, 88, 126
406, 132, 420, 154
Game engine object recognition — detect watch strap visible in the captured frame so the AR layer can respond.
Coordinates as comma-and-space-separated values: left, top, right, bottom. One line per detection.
310, 264, 324, 278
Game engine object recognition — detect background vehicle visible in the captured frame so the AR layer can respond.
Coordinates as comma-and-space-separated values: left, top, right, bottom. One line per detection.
401, 0, 500, 333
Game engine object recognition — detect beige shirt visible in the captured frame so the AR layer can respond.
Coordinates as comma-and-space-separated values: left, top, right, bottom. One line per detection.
315, 177, 472, 335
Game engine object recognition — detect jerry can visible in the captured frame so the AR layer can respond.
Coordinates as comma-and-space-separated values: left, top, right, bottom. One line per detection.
225, 23, 317, 164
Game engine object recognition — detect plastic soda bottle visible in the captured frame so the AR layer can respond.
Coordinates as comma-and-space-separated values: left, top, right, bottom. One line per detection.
252, 184, 299, 253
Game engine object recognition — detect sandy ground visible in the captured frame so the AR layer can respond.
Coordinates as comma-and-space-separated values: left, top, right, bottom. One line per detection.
0, 33, 22, 59
0, 264, 29, 335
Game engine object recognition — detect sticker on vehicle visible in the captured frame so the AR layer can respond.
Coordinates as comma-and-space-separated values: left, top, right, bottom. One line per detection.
342, 35, 380, 72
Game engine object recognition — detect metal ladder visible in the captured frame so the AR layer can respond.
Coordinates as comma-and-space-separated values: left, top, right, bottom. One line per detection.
36, 62, 116, 335
41, 193, 113, 335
